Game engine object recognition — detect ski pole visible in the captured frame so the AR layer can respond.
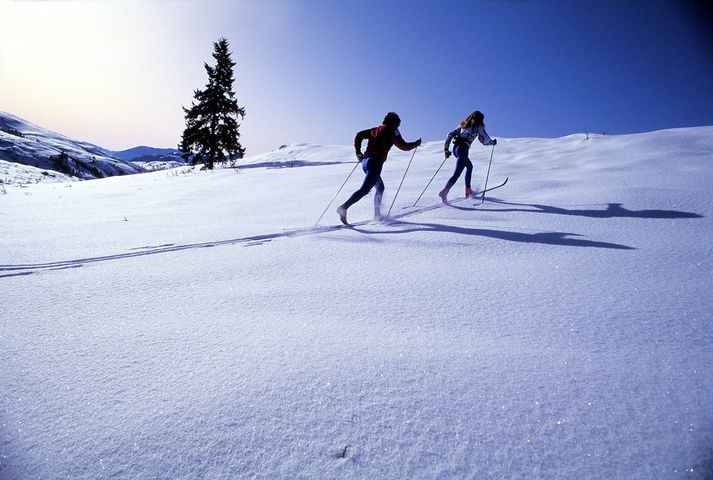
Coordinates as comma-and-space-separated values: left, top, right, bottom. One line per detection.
480, 143, 496, 205
386, 146, 418, 218
412, 156, 448, 207
315, 161, 360, 225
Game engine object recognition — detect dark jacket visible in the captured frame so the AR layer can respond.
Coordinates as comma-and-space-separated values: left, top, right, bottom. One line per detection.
355, 124, 419, 162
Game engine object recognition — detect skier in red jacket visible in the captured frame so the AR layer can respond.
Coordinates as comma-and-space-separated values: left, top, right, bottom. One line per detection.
337, 112, 421, 224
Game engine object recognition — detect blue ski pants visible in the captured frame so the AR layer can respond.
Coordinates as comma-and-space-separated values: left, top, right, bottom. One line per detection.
341, 157, 385, 215
444, 143, 473, 191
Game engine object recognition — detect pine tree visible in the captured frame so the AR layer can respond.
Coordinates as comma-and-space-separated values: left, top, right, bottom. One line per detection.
179, 38, 246, 169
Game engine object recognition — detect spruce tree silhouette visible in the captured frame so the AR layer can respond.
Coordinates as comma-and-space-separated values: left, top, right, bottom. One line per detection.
179, 37, 246, 169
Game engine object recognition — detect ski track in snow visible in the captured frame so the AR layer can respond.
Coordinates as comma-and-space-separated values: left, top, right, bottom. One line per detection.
2, 128, 713, 480
1, 188, 683, 278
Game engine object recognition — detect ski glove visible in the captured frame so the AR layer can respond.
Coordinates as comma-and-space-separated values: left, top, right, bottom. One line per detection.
491, 139, 497, 146
356, 152, 364, 162
444, 150, 452, 159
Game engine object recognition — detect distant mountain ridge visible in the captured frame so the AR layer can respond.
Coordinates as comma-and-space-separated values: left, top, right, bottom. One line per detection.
0, 111, 146, 180
110, 146, 183, 160
109, 145, 188, 172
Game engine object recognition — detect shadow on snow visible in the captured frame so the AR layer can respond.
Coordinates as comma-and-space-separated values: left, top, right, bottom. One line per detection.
353, 220, 635, 250
475, 199, 704, 219
240, 160, 348, 170
6, 196, 698, 277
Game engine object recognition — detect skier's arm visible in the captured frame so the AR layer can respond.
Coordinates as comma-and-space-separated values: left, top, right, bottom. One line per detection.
392, 129, 421, 151
444, 128, 458, 157
477, 126, 496, 146
354, 129, 370, 160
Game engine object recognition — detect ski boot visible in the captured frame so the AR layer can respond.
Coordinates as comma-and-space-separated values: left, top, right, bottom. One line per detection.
438, 188, 449, 203
465, 187, 474, 198
336, 206, 348, 225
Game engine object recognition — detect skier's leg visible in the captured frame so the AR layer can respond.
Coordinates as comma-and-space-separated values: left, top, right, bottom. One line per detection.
464, 157, 474, 189
444, 156, 466, 191
340, 157, 383, 209
373, 177, 385, 218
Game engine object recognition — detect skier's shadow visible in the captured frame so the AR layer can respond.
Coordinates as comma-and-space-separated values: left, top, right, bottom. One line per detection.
353, 221, 635, 250
481, 199, 704, 219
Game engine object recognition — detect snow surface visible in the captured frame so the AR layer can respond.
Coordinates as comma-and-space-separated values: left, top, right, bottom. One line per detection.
0, 159, 75, 186
1, 127, 712, 479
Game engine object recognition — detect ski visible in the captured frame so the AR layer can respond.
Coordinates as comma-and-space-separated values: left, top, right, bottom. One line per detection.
436, 177, 510, 207
432, 177, 509, 206
468, 176, 508, 199
392, 177, 508, 221
341, 178, 509, 225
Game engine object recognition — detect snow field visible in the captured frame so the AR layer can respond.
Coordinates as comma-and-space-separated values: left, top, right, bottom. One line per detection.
2, 127, 712, 479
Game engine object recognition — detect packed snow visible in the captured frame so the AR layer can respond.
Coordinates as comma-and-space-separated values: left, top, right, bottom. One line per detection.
1, 126, 712, 479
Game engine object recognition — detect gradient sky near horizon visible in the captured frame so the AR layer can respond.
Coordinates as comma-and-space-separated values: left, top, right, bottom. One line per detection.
1, 0, 712, 155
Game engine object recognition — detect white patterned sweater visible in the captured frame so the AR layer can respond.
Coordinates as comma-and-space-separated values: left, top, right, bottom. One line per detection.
444, 125, 494, 152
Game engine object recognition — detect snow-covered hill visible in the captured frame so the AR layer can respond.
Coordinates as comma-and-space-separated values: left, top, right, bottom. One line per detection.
110, 146, 183, 161
109, 146, 187, 171
1, 126, 712, 479
0, 112, 145, 182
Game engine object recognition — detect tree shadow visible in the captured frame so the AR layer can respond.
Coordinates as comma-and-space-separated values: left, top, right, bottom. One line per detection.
242, 160, 348, 170
353, 220, 635, 250
483, 199, 704, 219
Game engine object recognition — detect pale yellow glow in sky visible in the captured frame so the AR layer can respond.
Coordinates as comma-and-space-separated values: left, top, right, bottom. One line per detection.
0, 0, 290, 153
2, 1, 190, 149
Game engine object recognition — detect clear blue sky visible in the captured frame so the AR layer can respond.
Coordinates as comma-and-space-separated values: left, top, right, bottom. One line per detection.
1, 0, 711, 155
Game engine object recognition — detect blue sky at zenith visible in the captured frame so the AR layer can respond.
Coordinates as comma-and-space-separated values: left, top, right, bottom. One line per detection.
1, 0, 711, 154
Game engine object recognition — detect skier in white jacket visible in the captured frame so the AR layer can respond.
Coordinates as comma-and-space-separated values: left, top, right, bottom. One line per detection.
440, 110, 497, 202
